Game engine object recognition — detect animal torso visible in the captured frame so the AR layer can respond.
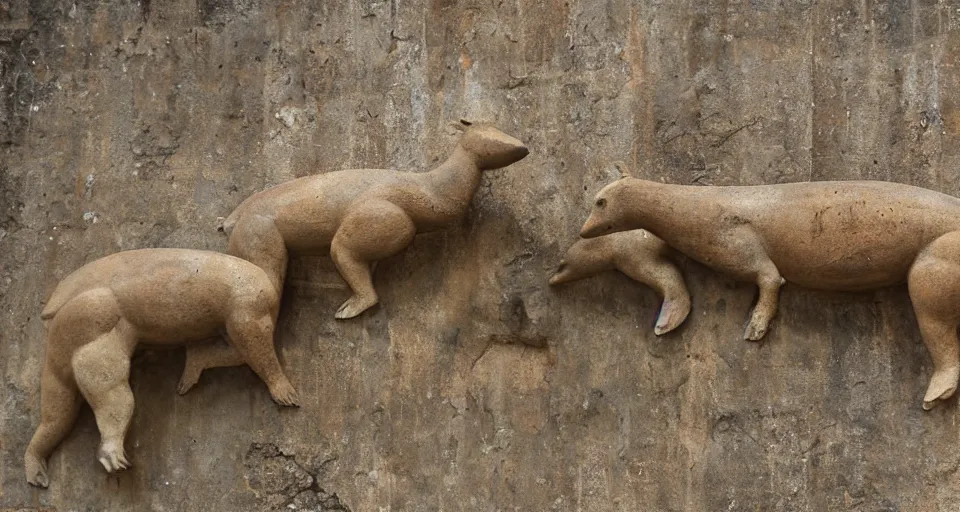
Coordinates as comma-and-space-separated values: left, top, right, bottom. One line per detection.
46, 249, 276, 344
639, 180, 960, 290
232, 168, 473, 253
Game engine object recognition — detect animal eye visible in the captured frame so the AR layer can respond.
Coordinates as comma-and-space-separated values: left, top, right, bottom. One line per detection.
595, 198, 606, 207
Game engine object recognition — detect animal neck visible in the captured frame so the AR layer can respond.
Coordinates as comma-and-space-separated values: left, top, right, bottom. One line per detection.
423, 146, 482, 214
621, 179, 690, 236
579, 239, 618, 275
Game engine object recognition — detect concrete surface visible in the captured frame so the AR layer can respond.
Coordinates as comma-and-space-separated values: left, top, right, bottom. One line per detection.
3, 0, 960, 510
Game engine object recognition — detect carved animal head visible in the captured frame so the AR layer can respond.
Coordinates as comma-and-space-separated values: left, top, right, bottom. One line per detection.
549, 237, 613, 286
457, 121, 529, 170
580, 178, 633, 238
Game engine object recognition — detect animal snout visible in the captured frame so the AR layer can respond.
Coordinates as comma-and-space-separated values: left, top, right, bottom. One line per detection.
548, 261, 568, 286
493, 144, 529, 168
579, 220, 612, 239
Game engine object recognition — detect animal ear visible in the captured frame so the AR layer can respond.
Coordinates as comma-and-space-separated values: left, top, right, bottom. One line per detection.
613, 161, 633, 179
450, 119, 473, 133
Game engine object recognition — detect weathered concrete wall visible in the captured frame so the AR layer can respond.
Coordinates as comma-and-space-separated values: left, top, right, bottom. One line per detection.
3, 0, 960, 510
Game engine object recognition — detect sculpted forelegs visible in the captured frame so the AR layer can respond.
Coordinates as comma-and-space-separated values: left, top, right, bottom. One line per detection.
618, 256, 691, 335
225, 310, 300, 406
699, 226, 784, 340
908, 231, 960, 410
748, 265, 786, 341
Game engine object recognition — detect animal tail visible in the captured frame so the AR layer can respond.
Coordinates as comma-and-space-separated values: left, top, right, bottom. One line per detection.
219, 202, 245, 236
40, 271, 88, 320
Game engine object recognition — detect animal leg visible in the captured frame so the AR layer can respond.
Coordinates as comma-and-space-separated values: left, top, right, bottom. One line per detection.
72, 325, 137, 473
696, 226, 783, 341
914, 312, 959, 410
225, 307, 300, 407
908, 235, 960, 410
228, 213, 288, 295
25, 362, 82, 487
178, 338, 246, 395
331, 200, 416, 319
185, 212, 290, 387
744, 266, 785, 341
620, 258, 691, 335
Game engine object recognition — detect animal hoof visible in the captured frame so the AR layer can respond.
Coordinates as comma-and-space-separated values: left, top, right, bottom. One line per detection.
654, 318, 678, 336
25, 453, 49, 488
177, 373, 200, 395
744, 321, 768, 341
654, 299, 691, 336
269, 380, 301, 407
922, 368, 959, 410
335, 295, 378, 320
98, 442, 131, 473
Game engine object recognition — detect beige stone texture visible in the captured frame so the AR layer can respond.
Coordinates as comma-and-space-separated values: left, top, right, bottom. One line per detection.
5, 0, 960, 510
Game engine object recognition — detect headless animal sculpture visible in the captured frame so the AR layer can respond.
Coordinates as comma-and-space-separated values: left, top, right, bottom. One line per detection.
550, 230, 691, 335
25, 249, 299, 488
580, 177, 960, 410
176, 122, 528, 394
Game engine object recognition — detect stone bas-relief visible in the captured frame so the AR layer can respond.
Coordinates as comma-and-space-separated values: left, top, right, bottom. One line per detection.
581, 177, 960, 409
221, 120, 529, 318
550, 229, 691, 335
176, 122, 528, 392
25, 249, 300, 488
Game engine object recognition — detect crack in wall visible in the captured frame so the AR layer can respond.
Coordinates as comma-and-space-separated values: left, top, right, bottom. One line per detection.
244, 443, 349, 512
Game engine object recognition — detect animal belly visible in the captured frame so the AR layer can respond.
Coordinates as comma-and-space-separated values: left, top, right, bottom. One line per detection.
776, 250, 911, 290
132, 314, 223, 344
767, 230, 921, 291
114, 281, 226, 344
275, 209, 340, 252
746, 193, 952, 291
281, 224, 336, 252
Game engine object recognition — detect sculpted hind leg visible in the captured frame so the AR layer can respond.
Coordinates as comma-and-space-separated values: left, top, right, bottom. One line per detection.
227, 213, 288, 294
72, 323, 138, 473
27, 288, 123, 483
913, 311, 959, 410
25, 363, 82, 487
331, 200, 416, 319
908, 233, 960, 410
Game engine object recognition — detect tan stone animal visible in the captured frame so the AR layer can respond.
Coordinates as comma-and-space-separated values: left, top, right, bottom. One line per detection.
25, 249, 299, 488
580, 177, 960, 410
221, 121, 529, 319
550, 230, 691, 335
175, 122, 528, 395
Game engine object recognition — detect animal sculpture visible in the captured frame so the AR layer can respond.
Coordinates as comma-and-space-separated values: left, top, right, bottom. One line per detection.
581, 177, 960, 410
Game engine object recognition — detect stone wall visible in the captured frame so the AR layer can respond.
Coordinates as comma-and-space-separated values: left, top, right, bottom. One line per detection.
3, 0, 960, 510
